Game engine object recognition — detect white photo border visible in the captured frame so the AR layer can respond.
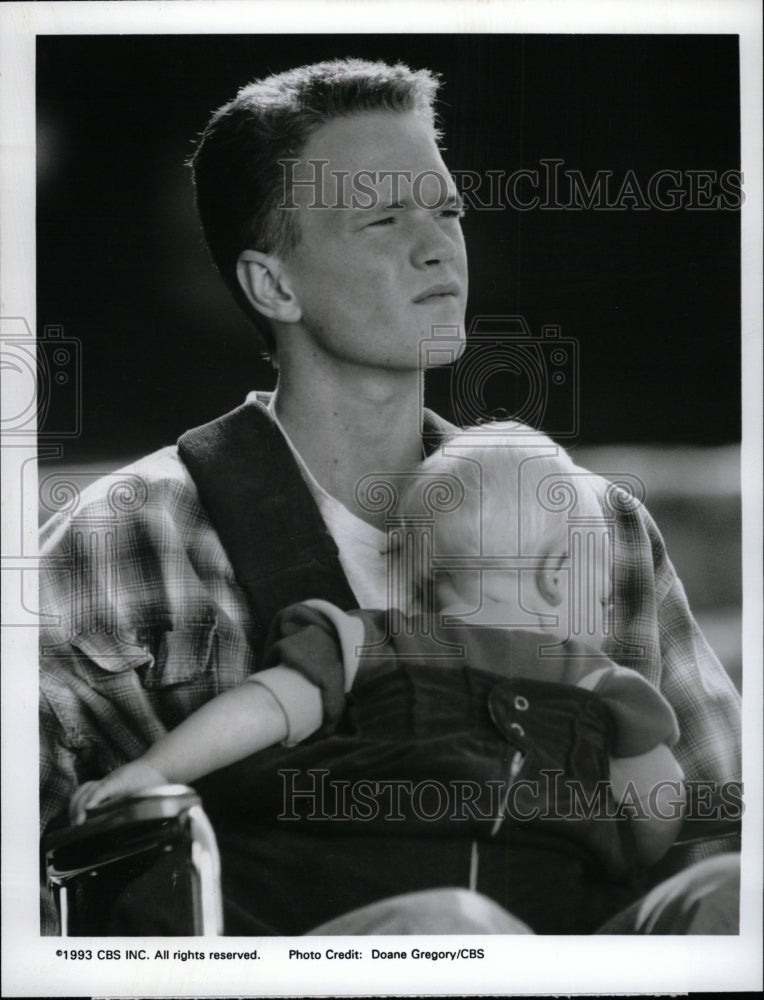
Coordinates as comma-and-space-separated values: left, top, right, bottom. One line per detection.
1, 1, 762, 996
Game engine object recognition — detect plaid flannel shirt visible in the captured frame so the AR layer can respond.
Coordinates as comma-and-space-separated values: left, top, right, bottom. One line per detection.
39, 399, 742, 930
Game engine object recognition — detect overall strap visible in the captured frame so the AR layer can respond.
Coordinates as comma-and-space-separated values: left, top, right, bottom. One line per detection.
178, 399, 358, 651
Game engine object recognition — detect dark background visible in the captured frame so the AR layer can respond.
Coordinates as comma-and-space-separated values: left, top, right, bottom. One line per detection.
37, 34, 741, 463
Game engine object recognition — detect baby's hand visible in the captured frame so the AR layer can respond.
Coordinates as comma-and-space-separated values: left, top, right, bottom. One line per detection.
69, 761, 168, 826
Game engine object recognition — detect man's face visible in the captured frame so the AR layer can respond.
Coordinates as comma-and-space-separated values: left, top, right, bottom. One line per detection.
277, 110, 468, 372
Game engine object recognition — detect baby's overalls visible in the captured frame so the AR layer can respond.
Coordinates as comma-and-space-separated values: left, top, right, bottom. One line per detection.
194, 610, 645, 935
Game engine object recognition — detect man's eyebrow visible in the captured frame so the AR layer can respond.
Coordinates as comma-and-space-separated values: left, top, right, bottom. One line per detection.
373, 191, 465, 211
444, 191, 465, 209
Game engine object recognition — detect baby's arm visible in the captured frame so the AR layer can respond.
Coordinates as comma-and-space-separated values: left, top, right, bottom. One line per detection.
609, 744, 686, 866
69, 673, 311, 825
70, 598, 362, 825
576, 665, 686, 865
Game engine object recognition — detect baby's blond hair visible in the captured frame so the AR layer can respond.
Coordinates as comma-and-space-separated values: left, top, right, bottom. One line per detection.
395, 421, 603, 601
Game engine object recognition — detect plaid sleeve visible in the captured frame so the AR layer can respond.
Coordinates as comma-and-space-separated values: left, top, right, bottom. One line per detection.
601, 483, 741, 786
38, 447, 256, 932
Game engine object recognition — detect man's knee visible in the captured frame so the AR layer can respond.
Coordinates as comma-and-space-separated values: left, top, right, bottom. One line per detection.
598, 853, 740, 935
308, 888, 533, 935
419, 888, 534, 934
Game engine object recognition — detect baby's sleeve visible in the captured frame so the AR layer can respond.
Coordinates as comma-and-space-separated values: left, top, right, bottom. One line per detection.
246, 666, 324, 747
255, 599, 367, 744
577, 664, 680, 756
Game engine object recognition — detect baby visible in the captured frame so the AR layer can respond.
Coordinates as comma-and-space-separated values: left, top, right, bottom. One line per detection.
70, 422, 685, 869
387, 421, 686, 865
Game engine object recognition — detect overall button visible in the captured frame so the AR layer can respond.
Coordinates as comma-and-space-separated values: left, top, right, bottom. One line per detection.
514, 695, 530, 712
488, 685, 530, 748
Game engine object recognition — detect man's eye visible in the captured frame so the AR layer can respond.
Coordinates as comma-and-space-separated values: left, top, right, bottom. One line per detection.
367, 216, 397, 227
441, 207, 466, 220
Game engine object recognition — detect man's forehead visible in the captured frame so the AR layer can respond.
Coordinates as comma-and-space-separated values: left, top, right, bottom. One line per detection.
291, 110, 452, 184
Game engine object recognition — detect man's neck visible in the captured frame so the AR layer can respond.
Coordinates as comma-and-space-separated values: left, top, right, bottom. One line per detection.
271, 361, 425, 528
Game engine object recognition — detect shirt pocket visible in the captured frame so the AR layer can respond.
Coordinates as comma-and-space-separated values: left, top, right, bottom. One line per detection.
71, 619, 218, 690
142, 622, 218, 689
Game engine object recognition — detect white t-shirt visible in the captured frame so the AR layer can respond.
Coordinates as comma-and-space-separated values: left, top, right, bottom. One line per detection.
267, 400, 391, 609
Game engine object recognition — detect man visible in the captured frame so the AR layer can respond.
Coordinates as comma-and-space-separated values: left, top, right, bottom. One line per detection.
40, 58, 741, 935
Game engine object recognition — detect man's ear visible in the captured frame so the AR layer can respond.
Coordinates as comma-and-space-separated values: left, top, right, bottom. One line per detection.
236, 250, 302, 324
536, 552, 567, 607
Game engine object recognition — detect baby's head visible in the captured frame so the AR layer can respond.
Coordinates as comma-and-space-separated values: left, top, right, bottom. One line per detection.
396, 421, 612, 647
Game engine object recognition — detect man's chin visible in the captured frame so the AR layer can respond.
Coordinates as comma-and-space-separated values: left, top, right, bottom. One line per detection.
417, 326, 467, 370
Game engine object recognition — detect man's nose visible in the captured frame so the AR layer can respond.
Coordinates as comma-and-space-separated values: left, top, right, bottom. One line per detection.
410, 214, 459, 268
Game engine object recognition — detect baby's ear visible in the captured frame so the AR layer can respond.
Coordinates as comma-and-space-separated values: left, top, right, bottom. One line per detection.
434, 572, 480, 614
535, 552, 567, 607
434, 576, 464, 611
